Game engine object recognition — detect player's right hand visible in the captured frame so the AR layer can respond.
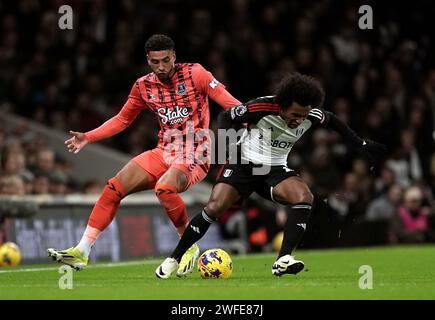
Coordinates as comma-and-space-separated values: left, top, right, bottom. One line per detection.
65, 131, 89, 154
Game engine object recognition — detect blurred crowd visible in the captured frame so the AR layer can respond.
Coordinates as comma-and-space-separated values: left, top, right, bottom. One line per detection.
0, 121, 103, 196
0, 0, 434, 245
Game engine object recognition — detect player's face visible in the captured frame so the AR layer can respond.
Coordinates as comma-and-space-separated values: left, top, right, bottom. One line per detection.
280, 103, 312, 128
147, 50, 176, 80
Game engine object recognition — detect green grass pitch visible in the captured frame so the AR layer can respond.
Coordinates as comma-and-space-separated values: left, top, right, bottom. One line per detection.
1, 245, 434, 300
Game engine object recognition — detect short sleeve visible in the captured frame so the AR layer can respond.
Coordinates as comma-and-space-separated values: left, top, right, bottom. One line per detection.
306, 108, 330, 126
191, 63, 241, 109
191, 63, 224, 95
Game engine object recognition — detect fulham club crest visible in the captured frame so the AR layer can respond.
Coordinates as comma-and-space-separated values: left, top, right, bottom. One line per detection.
223, 169, 233, 178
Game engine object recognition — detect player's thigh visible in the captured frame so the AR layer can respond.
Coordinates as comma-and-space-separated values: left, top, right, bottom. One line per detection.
255, 166, 299, 204
272, 176, 313, 205
205, 183, 242, 219
131, 149, 168, 189
216, 164, 258, 200
114, 161, 152, 195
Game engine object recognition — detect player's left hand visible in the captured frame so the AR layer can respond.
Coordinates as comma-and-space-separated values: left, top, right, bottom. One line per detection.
65, 131, 89, 154
361, 139, 387, 155
360, 139, 387, 170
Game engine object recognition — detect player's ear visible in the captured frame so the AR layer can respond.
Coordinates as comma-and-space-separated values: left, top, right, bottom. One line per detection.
172, 51, 176, 62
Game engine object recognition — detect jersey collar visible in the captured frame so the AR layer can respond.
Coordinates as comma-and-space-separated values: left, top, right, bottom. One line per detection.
155, 64, 179, 86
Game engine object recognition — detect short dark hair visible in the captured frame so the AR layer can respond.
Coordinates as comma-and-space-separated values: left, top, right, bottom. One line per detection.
144, 34, 175, 53
275, 73, 325, 109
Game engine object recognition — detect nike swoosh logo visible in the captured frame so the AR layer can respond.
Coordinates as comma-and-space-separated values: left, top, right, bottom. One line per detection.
280, 260, 289, 264
157, 266, 165, 277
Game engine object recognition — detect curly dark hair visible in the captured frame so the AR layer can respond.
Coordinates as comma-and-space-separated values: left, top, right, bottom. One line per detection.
144, 34, 175, 53
275, 73, 325, 109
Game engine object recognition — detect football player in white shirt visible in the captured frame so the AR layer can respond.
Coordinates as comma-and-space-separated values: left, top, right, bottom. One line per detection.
156, 73, 386, 279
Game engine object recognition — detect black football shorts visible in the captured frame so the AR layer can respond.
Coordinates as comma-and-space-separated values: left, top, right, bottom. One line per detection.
215, 163, 299, 203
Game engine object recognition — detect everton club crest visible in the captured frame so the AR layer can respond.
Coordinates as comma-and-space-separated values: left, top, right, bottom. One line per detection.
177, 83, 187, 95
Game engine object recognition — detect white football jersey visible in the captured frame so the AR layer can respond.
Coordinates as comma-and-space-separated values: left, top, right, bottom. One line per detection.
229, 96, 327, 166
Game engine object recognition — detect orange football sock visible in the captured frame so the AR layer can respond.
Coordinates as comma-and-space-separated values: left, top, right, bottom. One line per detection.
155, 183, 188, 236
88, 177, 126, 231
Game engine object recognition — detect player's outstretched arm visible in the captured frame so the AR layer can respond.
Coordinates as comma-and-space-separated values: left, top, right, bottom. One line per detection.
65, 131, 89, 154
70, 82, 147, 152
210, 87, 241, 110
65, 104, 140, 154
79, 88, 145, 148
324, 111, 387, 168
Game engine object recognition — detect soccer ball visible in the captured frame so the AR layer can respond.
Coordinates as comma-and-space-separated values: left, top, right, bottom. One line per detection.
0, 242, 22, 267
198, 248, 232, 279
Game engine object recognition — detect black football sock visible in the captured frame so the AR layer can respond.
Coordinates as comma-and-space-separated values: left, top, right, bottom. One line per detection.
278, 203, 312, 258
170, 209, 215, 262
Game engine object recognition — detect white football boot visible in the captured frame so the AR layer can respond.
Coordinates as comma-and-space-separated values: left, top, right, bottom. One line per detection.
272, 254, 304, 276
155, 257, 178, 279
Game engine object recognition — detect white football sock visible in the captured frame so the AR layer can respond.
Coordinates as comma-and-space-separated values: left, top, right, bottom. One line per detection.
76, 225, 101, 258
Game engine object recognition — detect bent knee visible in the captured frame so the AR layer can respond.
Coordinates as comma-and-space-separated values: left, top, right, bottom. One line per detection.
205, 200, 227, 218
300, 190, 314, 204
155, 183, 177, 197
105, 177, 126, 198
295, 190, 314, 205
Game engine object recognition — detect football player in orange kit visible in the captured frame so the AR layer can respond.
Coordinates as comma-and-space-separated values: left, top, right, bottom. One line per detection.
48, 34, 241, 276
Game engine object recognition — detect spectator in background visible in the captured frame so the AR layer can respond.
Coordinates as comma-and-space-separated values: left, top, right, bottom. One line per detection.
364, 96, 400, 148
350, 158, 373, 200
0, 174, 25, 195
309, 144, 341, 199
2, 150, 26, 174
431, 155, 435, 195
373, 165, 397, 197
49, 171, 69, 195
1, 149, 34, 184
33, 149, 55, 176
0, 129, 5, 151
391, 186, 433, 243
365, 183, 403, 222
83, 180, 103, 195
0, 120, 83, 195
328, 171, 370, 223
20, 171, 34, 194
387, 129, 423, 188
407, 96, 434, 180
32, 174, 50, 195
